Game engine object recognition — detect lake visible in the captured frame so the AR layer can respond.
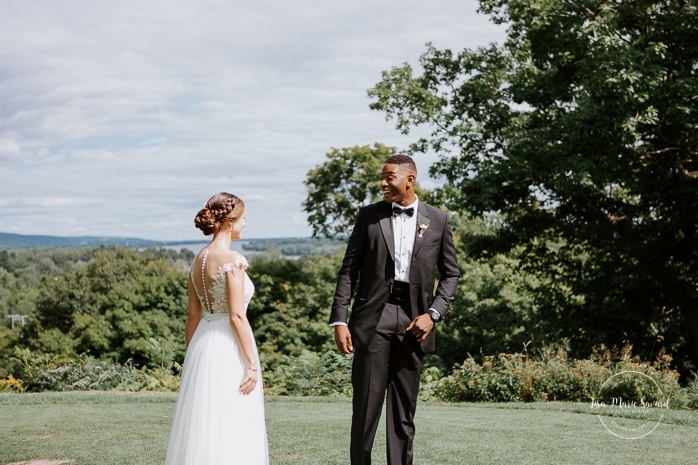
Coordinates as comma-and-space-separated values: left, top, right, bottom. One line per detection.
159, 240, 255, 256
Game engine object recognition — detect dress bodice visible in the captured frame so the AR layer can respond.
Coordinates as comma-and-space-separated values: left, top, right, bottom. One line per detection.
190, 249, 254, 315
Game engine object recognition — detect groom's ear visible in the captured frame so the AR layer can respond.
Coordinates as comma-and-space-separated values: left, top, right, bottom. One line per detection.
406, 173, 416, 188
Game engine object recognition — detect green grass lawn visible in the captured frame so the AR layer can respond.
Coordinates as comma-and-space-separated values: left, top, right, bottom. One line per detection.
1, 392, 697, 464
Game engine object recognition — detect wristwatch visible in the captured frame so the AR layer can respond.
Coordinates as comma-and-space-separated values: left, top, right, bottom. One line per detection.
427, 309, 442, 323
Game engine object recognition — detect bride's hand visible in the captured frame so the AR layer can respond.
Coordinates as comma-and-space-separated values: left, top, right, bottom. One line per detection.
240, 365, 258, 395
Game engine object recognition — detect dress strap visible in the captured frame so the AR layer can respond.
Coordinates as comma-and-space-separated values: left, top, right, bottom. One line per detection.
218, 256, 249, 274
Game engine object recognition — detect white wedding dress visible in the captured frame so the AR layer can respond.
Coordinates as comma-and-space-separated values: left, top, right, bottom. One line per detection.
165, 250, 268, 465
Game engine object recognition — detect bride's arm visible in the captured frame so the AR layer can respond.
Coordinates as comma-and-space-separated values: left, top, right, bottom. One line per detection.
184, 274, 203, 349
225, 265, 258, 395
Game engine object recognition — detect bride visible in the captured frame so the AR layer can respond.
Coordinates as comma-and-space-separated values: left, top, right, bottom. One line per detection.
165, 192, 268, 465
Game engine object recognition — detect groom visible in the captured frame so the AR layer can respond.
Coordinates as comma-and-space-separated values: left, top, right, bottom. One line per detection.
330, 154, 460, 465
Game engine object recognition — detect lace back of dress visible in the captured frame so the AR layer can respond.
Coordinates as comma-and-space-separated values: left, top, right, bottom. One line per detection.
190, 249, 252, 316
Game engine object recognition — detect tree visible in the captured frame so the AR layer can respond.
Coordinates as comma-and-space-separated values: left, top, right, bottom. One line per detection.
246, 254, 341, 368
369, 1, 698, 370
303, 143, 432, 238
28, 247, 189, 368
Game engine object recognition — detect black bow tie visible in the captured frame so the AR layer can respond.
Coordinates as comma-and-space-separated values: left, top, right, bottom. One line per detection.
392, 205, 414, 217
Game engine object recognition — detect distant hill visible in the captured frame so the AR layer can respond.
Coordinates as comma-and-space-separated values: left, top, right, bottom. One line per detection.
242, 237, 345, 256
0, 232, 165, 249
0, 232, 345, 255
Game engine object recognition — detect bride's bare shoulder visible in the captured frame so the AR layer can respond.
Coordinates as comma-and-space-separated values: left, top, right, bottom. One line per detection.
189, 248, 208, 269
222, 250, 248, 269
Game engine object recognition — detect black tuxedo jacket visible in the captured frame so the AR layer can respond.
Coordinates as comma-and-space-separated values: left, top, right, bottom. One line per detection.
330, 200, 460, 352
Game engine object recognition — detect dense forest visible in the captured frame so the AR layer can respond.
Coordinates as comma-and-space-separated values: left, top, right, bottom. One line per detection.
0, 245, 350, 393
0, 234, 695, 406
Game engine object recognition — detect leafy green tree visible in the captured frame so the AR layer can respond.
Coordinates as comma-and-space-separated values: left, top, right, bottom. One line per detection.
426, 212, 581, 371
26, 248, 189, 368
304, 143, 432, 238
369, 0, 698, 370
303, 143, 395, 238
247, 254, 341, 369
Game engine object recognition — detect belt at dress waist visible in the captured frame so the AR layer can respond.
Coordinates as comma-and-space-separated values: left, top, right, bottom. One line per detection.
203, 312, 229, 322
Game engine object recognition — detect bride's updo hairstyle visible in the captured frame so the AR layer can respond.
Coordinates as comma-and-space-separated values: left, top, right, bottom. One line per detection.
194, 192, 245, 236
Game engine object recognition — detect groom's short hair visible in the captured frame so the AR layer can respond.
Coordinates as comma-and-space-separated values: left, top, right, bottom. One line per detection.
384, 154, 417, 176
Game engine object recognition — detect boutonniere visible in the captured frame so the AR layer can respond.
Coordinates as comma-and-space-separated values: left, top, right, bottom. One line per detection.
418, 217, 430, 238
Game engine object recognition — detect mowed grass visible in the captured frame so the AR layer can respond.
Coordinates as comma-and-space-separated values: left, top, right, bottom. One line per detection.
1, 392, 697, 464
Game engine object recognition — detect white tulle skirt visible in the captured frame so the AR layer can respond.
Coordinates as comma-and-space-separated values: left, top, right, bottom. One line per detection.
165, 314, 268, 465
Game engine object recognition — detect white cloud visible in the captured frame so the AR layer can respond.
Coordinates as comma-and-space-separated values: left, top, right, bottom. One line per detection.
0, 0, 506, 241
0, 138, 22, 161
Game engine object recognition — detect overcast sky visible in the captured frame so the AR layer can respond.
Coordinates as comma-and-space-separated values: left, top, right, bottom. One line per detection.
0, 0, 505, 241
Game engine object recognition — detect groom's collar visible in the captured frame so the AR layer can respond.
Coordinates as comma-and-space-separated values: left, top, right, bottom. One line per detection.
391, 196, 418, 212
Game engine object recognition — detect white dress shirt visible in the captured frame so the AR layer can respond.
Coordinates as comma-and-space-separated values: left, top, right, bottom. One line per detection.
391, 197, 442, 321
392, 197, 418, 283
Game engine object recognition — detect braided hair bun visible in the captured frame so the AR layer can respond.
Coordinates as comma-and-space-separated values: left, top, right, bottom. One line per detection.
194, 192, 245, 236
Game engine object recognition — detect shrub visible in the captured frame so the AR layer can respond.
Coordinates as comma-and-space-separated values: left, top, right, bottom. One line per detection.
685, 372, 698, 409
436, 353, 528, 402
435, 344, 682, 406
264, 350, 353, 396
0, 374, 25, 393
12, 348, 138, 392
130, 363, 182, 392
419, 365, 446, 400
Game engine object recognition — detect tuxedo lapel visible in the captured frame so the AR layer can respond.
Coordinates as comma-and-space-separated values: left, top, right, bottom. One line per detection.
410, 202, 430, 261
378, 201, 396, 261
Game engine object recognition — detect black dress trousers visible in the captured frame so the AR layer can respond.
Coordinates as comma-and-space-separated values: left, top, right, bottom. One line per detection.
350, 301, 424, 465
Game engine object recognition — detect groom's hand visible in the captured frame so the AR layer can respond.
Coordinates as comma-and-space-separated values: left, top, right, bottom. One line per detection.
406, 314, 435, 342
334, 325, 353, 354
